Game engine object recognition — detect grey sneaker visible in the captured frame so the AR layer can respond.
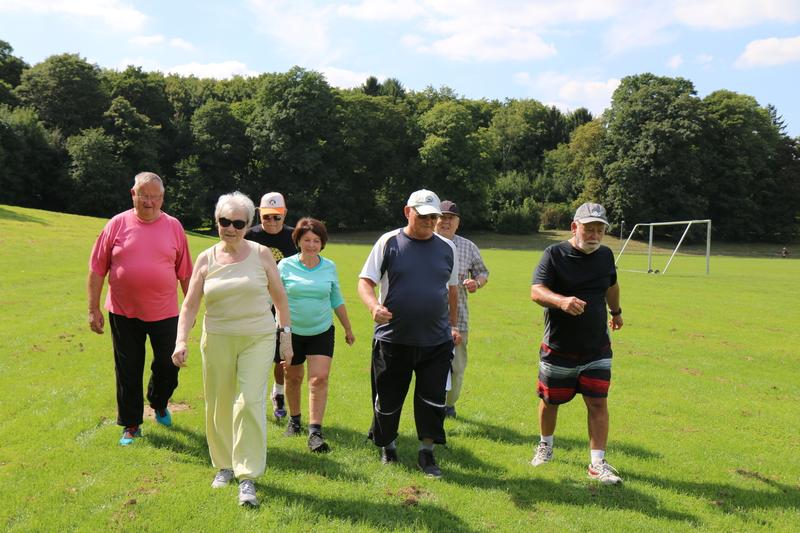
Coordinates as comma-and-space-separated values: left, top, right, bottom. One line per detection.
444, 406, 457, 418
308, 431, 330, 453
284, 419, 302, 437
531, 441, 553, 466
588, 460, 623, 485
211, 468, 234, 488
238, 479, 258, 506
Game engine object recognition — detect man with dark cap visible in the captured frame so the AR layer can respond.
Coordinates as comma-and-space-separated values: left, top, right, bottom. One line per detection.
434, 200, 489, 418
529, 202, 624, 484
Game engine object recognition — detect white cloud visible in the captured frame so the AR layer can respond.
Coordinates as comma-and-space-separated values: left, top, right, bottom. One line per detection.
418, 26, 556, 61
246, 0, 341, 65
337, 0, 425, 21
130, 34, 165, 46
167, 61, 258, 79
674, 0, 800, 30
667, 54, 683, 69
735, 36, 800, 68
0, 0, 147, 31
695, 53, 713, 66
604, 8, 674, 55
169, 38, 195, 51
319, 66, 386, 89
515, 71, 620, 115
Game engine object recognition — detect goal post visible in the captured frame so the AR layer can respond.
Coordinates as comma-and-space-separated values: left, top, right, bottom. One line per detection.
616, 219, 711, 275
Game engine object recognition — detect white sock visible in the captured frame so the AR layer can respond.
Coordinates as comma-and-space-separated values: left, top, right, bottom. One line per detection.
540, 435, 554, 447
590, 449, 605, 465
272, 383, 284, 395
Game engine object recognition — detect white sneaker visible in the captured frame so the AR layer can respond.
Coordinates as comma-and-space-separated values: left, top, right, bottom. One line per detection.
531, 441, 553, 466
238, 479, 258, 506
588, 460, 623, 485
211, 468, 234, 488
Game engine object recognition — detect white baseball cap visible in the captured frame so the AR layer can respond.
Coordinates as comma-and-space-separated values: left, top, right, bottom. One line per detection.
259, 192, 287, 215
406, 189, 442, 216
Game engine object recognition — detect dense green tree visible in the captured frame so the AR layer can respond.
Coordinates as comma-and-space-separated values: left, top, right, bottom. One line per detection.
0, 40, 27, 88
361, 76, 382, 96
488, 99, 553, 174
602, 73, 707, 228
702, 90, 798, 240
418, 100, 493, 224
379, 77, 406, 101
65, 128, 128, 216
15, 54, 108, 137
247, 67, 342, 216
0, 105, 67, 209
103, 96, 161, 175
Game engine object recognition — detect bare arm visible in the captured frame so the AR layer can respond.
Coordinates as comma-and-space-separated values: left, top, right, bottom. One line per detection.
606, 282, 623, 330
530, 283, 587, 316
334, 304, 355, 345
448, 284, 462, 345
261, 247, 293, 365
87, 271, 106, 334
171, 253, 208, 367
358, 277, 393, 324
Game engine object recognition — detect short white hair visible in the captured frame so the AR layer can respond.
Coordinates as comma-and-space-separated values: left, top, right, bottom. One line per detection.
215, 191, 255, 227
133, 172, 164, 192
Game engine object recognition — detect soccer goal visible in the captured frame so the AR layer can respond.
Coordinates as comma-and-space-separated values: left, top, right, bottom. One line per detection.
616, 219, 711, 275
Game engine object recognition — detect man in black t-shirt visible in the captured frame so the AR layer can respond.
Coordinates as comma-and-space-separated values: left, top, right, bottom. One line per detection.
530, 202, 624, 485
245, 192, 295, 421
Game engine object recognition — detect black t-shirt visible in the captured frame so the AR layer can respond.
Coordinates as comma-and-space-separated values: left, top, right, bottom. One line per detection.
532, 241, 617, 354
245, 225, 295, 263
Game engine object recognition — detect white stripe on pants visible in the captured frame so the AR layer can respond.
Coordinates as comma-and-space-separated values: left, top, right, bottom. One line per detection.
201, 330, 274, 480
446, 331, 468, 407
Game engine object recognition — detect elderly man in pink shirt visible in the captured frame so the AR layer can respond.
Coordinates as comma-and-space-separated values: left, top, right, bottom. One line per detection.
88, 172, 193, 445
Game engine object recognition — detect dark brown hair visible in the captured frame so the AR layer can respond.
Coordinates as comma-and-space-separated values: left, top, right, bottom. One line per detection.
292, 217, 328, 250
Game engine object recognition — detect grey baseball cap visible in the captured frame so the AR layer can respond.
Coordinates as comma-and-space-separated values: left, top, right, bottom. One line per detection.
573, 202, 608, 224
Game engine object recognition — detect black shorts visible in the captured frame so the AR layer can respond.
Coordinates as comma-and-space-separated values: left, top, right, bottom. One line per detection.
289, 325, 335, 366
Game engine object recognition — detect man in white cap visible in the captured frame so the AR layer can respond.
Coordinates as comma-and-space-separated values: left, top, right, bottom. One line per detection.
245, 192, 295, 421
529, 202, 624, 484
358, 189, 461, 478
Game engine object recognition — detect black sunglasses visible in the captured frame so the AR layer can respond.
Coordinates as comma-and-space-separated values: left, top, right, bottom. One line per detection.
413, 209, 440, 221
261, 214, 283, 221
218, 217, 247, 230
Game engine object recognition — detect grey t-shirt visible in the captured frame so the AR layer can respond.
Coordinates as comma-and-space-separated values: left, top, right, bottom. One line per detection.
360, 229, 458, 346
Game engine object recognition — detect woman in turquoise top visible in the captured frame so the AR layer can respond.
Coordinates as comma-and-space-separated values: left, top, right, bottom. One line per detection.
278, 217, 355, 452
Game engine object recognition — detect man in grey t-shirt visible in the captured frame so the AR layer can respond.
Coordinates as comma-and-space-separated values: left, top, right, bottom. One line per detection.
358, 189, 460, 478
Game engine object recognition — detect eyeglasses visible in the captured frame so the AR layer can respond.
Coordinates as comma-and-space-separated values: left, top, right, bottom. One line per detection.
261, 215, 283, 221
413, 209, 440, 221
135, 194, 163, 202
218, 217, 247, 230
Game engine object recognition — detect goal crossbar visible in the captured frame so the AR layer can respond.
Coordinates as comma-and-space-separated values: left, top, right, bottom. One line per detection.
616, 219, 711, 275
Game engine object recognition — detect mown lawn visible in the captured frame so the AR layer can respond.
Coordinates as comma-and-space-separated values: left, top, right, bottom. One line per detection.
0, 204, 798, 532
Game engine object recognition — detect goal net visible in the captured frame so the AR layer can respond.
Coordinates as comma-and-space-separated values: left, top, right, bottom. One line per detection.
616, 220, 711, 275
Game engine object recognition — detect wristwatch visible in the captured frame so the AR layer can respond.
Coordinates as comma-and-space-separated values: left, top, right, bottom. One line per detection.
278, 326, 291, 333
609, 308, 622, 316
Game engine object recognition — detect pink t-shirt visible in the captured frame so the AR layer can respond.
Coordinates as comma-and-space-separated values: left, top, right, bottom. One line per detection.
89, 209, 193, 322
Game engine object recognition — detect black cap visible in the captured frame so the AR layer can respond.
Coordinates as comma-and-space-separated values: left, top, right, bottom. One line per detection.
440, 200, 459, 216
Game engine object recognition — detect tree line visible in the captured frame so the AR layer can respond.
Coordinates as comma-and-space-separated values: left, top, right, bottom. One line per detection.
1, 40, 798, 240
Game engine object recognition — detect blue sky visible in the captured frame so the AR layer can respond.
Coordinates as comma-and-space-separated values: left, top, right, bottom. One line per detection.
2, 0, 799, 136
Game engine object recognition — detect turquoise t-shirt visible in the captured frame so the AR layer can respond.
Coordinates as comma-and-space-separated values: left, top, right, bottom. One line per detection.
277, 254, 345, 336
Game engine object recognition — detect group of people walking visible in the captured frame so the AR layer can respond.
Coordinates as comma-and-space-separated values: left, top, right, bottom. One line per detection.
87, 171, 624, 507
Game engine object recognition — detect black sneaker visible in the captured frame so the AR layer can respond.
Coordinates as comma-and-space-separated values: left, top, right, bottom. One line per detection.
444, 406, 457, 418
284, 418, 302, 437
380, 446, 398, 464
308, 431, 331, 453
418, 449, 442, 478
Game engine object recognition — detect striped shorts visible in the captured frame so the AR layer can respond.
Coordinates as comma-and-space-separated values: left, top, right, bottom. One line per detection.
536, 343, 612, 404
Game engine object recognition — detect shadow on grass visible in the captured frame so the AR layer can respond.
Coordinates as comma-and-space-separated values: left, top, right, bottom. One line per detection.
259, 481, 478, 531
147, 425, 209, 464
0, 206, 48, 225
631, 471, 800, 517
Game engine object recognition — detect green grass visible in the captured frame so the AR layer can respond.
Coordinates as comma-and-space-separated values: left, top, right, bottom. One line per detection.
1, 204, 798, 532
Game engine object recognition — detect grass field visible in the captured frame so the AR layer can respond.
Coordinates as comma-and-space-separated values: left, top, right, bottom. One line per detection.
1, 204, 798, 532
